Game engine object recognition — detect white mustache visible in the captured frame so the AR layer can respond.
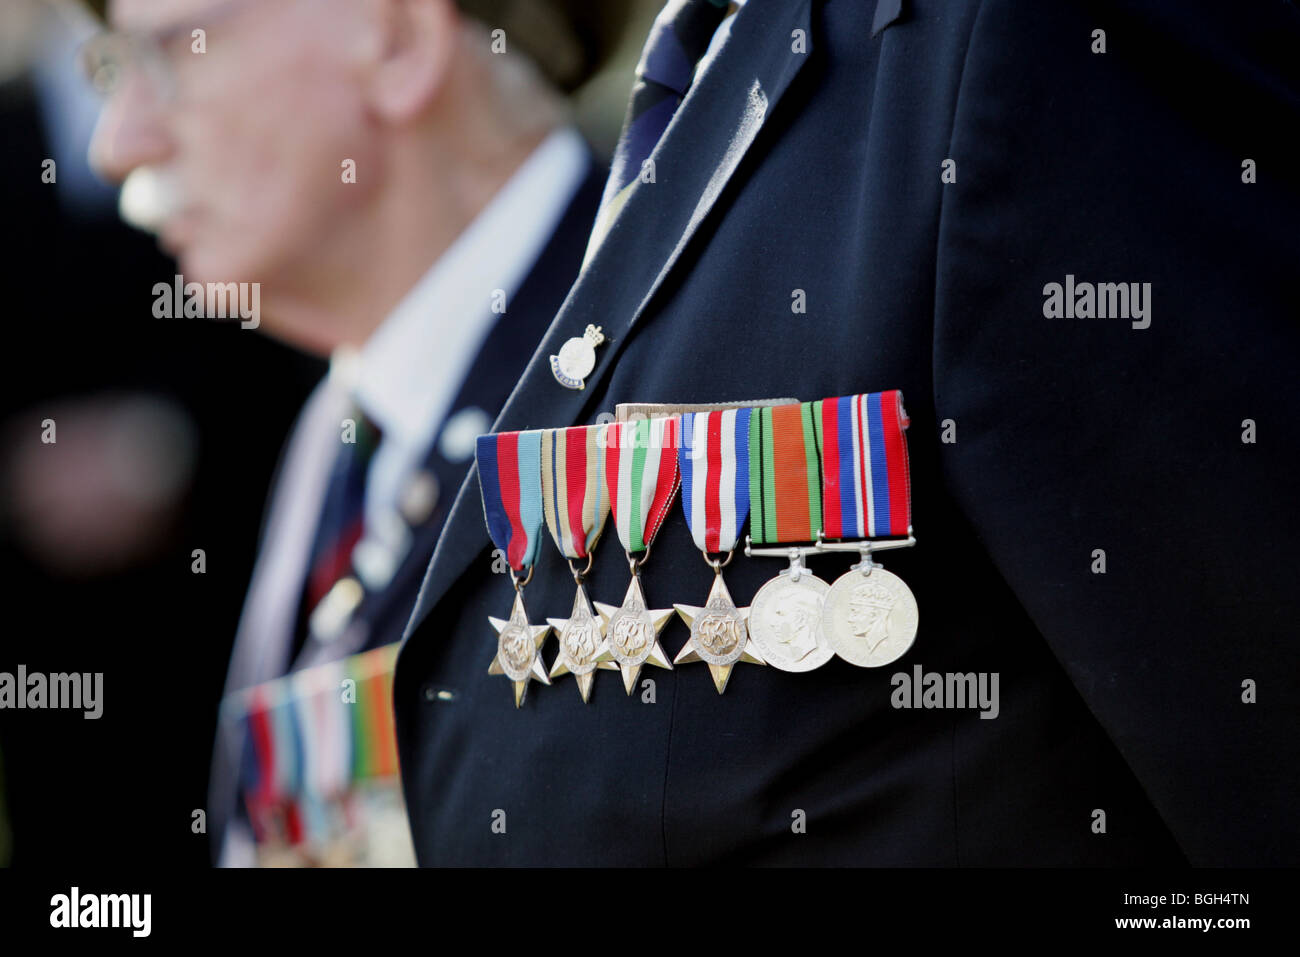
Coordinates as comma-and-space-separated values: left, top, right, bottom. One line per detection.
118, 166, 184, 233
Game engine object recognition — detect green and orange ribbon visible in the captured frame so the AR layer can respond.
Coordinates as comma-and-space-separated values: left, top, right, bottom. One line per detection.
748, 401, 824, 545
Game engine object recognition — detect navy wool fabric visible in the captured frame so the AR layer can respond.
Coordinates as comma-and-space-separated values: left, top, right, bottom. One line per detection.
395, 0, 1300, 866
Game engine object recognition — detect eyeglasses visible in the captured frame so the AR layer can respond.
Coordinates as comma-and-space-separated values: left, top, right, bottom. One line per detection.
78, 0, 273, 101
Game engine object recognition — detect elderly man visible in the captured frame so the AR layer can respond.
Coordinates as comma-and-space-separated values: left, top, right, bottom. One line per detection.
84, 0, 624, 864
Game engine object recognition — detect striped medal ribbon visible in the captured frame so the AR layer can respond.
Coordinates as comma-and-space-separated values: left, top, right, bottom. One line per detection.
288, 673, 327, 850
269, 691, 304, 846
744, 402, 837, 673
820, 390, 912, 540
540, 425, 616, 702
476, 430, 552, 707
227, 642, 404, 864
241, 685, 303, 850
816, 390, 920, 668
605, 415, 680, 556
240, 688, 275, 846
290, 664, 346, 852
593, 416, 680, 694
345, 653, 399, 783
673, 408, 766, 694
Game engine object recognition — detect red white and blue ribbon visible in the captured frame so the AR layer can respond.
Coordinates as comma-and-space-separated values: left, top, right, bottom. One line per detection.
291, 661, 351, 801
678, 407, 753, 553
241, 688, 274, 830
476, 430, 545, 572
242, 684, 305, 844
541, 424, 610, 560
603, 416, 680, 554
269, 692, 303, 804
290, 665, 342, 846
819, 390, 911, 540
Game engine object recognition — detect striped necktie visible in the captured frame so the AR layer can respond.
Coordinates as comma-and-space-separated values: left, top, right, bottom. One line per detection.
585, 0, 735, 262
291, 407, 382, 661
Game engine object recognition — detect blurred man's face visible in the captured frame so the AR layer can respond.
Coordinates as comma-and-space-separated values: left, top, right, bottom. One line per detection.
90, 0, 378, 291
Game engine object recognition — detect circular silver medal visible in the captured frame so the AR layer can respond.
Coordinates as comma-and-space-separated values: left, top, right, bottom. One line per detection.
822, 565, 918, 668
749, 572, 833, 672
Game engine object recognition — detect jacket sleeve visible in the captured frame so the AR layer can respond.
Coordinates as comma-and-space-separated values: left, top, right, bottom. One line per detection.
931, 0, 1300, 865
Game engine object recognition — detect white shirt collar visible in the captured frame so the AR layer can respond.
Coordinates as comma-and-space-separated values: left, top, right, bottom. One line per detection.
333, 126, 590, 451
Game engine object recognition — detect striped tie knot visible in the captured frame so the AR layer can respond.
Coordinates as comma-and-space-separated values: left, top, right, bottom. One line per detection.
586, 0, 735, 262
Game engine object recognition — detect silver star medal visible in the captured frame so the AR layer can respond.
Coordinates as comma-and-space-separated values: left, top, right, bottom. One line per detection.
488, 590, 552, 708
594, 571, 674, 695
550, 324, 605, 390
674, 570, 765, 694
547, 581, 618, 702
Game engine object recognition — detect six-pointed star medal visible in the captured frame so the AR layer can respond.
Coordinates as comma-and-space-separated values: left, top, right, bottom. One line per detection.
674, 574, 765, 694
547, 582, 618, 702
488, 591, 552, 707
594, 574, 674, 694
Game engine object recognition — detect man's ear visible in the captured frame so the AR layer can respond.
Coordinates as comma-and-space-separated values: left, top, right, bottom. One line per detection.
364, 0, 459, 123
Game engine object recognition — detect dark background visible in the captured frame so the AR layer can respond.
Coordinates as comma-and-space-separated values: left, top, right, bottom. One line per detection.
0, 70, 324, 868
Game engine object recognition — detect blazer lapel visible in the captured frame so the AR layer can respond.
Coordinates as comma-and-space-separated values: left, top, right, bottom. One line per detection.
403, 0, 814, 640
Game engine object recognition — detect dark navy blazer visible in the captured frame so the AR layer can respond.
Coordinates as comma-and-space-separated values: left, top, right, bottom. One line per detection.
395, 0, 1300, 866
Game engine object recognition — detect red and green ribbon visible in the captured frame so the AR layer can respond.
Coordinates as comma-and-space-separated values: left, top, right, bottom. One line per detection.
748, 401, 824, 544
603, 416, 680, 554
